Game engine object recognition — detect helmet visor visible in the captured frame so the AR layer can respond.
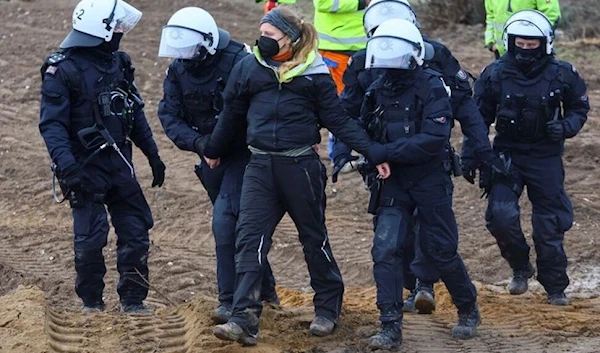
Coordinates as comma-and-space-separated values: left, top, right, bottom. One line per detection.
366, 36, 418, 69
364, 1, 416, 36
158, 26, 210, 59
114, 0, 142, 34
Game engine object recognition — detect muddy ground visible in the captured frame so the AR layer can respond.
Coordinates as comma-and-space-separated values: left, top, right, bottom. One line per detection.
0, 0, 599, 352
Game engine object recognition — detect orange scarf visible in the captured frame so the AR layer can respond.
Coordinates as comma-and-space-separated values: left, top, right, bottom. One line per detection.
272, 50, 292, 62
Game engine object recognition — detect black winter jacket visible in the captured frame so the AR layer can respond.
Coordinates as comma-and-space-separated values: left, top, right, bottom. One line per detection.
203, 50, 386, 164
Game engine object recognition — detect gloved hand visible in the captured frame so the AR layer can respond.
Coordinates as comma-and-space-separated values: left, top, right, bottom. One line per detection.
60, 164, 88, 193
264, 0, 278, 13
148, 155, 166, 187
331, 154, 359, 183
194, 135, 210, 156
461, 157, 477, 184
546, 120, 565, 142
479, 155, 507, 199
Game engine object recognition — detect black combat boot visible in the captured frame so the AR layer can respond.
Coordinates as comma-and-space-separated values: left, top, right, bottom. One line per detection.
414, 280, 435, 314
547, 291, 570, 306
402, 289, 417, 312
211, 303, 232, 324
367, 320, 402, 350
214, 321, 257, 346
508, 263, 534, 295
451, 303, 481, 339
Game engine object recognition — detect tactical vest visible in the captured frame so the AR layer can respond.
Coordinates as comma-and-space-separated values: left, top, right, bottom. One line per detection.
364, 69, 443, 144
171, 41, 246, 135
41, 50, 139, 148
492, 61, 563, 143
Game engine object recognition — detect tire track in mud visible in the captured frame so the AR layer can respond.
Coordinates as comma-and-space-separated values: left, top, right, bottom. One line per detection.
0, 235, 71, 285
123, 310, 190, 353
45, 309, 91, 353
395, 313, 551, 352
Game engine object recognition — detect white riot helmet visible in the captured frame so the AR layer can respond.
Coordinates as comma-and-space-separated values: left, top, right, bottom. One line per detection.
158, 7, 231, 60
61, 0, 142, 49
363, 0, 419, 38
366, 18, 425, 70
503, 10, 554, 55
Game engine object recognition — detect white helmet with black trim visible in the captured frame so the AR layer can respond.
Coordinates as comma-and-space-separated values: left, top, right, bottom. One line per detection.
363, 0, 419, 38
158, 7, 231, 60
503, 9, 554, 55
61, 0, 142, 49
365, 18, 424, 70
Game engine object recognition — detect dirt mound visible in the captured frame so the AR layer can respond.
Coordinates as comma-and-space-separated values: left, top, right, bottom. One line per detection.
0, 285, 48, 353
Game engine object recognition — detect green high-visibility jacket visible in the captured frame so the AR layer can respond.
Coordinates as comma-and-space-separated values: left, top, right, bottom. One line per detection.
257, 0, 298, 4
313, 0, 368, 52
485, 0, 561, 55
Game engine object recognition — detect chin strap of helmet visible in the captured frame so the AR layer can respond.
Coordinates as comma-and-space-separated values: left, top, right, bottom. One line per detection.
102, 0, 118, 32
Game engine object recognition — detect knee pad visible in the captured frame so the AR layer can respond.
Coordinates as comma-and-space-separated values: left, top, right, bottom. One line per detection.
486, 201, 519, 236
371, 208, 405, 263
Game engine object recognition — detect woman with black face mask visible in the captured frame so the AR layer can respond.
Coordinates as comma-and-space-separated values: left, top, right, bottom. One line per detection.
202, 6, 391, 346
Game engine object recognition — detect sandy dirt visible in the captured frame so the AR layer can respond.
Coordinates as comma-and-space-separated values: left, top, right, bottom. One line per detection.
0, 0, 599, 352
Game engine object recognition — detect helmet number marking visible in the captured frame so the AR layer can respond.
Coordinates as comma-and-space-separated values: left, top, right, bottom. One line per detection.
76, 9, 85, 21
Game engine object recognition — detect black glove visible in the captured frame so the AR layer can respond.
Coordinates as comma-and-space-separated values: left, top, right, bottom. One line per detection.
479, 156, 507, 199
460, 157, 477, 184
546, 120, 565, 142
60, 164, 88, 193
331, 154, 359, 183
148, 155, 166, 187
194, 135, 210, 156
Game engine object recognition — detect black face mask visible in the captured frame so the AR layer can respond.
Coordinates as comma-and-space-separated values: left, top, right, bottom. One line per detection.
256, 36, 282, 58
513, 46, 544, 70
110, 32, 124, 52
386, 69, 415, 88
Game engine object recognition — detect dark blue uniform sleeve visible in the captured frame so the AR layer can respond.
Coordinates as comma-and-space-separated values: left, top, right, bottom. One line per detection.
332, 52, 365, 161
39, 65, 78, 172
203, 61, 250, 159
157, 63, 205, 154
559, 63, 589, 138
450, 70, 493, 160
340, 53, 366, 119
385, 77, 452, 164
473, 64, 499, 129
315, 75, 387, 165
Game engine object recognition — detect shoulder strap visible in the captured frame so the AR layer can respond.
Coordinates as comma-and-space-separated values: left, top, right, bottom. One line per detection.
216, 41, 245, 76
116, 51, 135, 86
41, 50, 86, 100
40, 51, 68, 80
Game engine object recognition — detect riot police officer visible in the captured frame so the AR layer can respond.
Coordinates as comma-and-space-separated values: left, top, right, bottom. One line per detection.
362, 19, 481, 349
331, 0, 494, 315
157, 7, 278, 324
474, 10, 589, 305
39, 0, 166, 314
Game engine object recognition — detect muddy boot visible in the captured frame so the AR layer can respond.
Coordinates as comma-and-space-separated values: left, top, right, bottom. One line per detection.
214, 322, 257, 346
121, 303, 153, 315
414, 281, 435, 314
211, 303, 232, 324
402, 289, 417, 312
309, 316, 336, 336
508, 264, 534, 295
451, 304, 481, 339
548, 292, 570, 306
82, 301, 105, 313
367, 321, 402, 350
